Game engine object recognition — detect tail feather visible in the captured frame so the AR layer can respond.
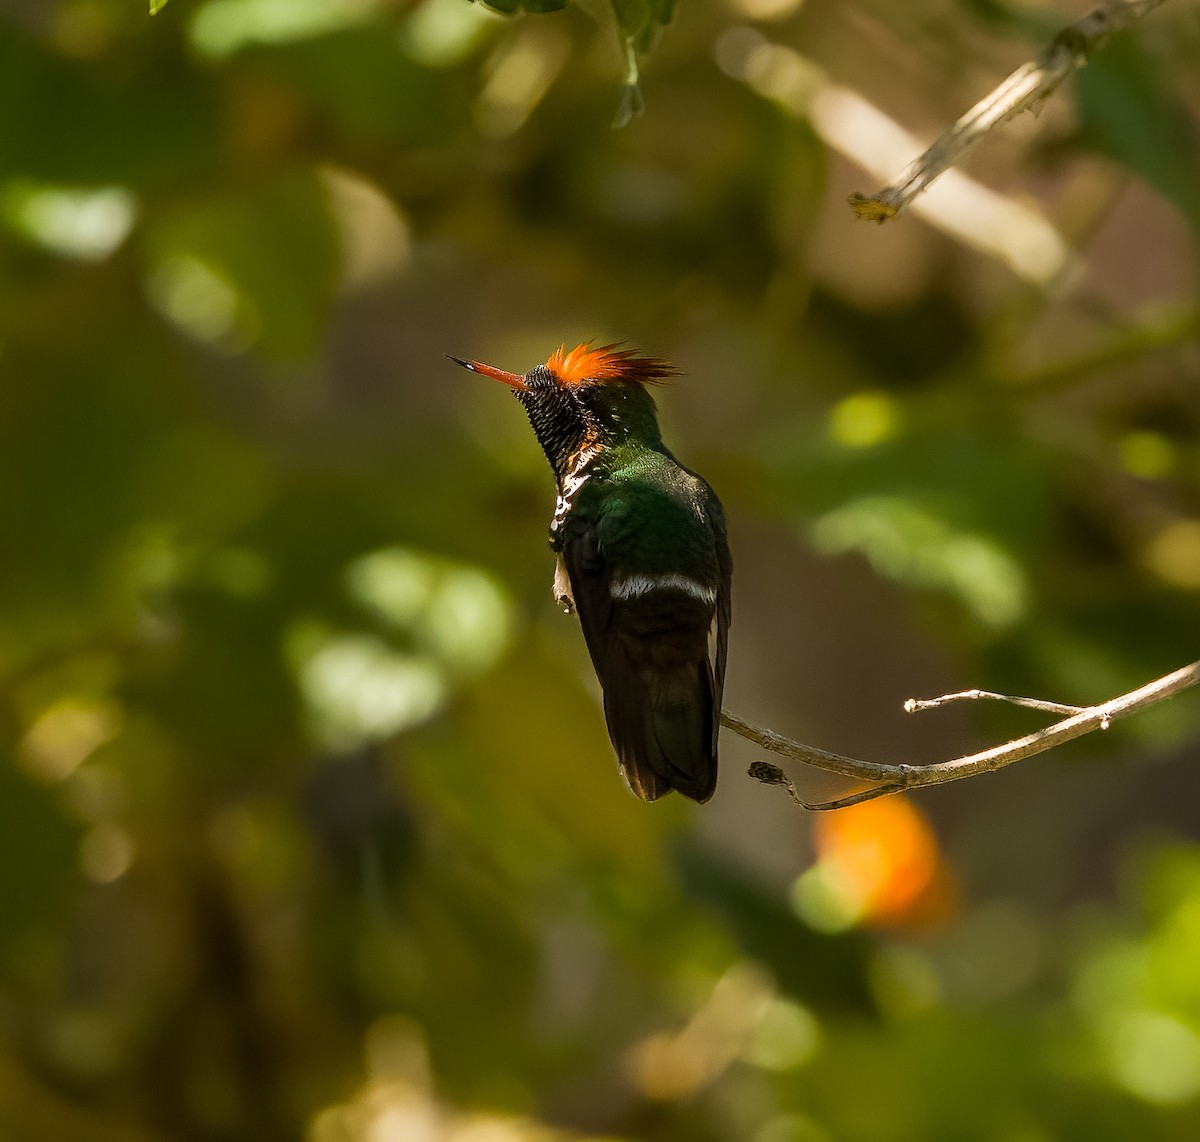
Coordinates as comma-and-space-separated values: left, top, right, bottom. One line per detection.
603, 658, 718, 803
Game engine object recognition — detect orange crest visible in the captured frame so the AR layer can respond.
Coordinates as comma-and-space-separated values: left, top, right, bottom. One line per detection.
545, 343, 679, 387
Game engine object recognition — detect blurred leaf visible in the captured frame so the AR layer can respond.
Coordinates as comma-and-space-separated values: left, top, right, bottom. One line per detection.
812, 494, 1030, 628
242, 27, 468, 146
475, 0, 566, 15
0, 183, 137, 261
1076, 31, 1200, 227
611, 0, 676, 54
0, 756, 79, 958
144, 167, 340, 357
0, 29, 220, 189
188, 0, 379, 58
150, 0, 169, 13
676, 842, 874, 1014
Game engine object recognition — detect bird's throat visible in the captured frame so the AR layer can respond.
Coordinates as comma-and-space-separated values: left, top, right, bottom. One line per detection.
516, 387, 597, 483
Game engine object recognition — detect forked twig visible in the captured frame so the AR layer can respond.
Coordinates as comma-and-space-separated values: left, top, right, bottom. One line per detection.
848, 0, 1173, 222
903, 689, 1084, 717
723, 660, 1200, 810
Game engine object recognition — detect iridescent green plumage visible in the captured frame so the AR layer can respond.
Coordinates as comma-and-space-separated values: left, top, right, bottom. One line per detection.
450, 344, 731, 802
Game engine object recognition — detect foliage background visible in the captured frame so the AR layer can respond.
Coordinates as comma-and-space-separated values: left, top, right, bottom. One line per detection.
0, 0, 1199, 1138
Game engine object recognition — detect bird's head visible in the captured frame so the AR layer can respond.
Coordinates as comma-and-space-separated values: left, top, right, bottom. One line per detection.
449, 343, 679, 478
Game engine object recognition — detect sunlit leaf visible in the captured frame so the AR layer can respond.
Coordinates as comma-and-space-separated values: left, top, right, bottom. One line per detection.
474, 0, 566, 15
188, 0, 379, 58
0, 182, 137, 260
812, 495, 1030, 628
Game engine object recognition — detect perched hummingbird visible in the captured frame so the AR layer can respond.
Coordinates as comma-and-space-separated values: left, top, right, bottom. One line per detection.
449, 343, 732, 803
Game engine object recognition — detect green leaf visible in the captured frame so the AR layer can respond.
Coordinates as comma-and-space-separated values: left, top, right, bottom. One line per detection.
474, 0, 566, 14
150, 0, 169, 12
611, 0, 676, 53
1076, 31, 1200, 228
143, 167, 341, 358
0, 29, 220, 188
0, 756, 80, 957
468, 0, 672, 117
608, 0, 676, 121
675, 842, 874, 1014
256, 27, 468, 147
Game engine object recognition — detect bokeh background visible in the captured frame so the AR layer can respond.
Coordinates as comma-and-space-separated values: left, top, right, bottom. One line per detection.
1, 0, 1199, 1137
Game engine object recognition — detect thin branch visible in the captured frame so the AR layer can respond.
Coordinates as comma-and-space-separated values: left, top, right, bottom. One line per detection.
903, 689, 1085, 717
723, 659, 1200, 810
848, 0, 1173, 223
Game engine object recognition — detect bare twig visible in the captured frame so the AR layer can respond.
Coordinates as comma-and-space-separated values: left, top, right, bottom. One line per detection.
848, 0, 1173, 223
903, 689, 1084, 717
724, 659, 1200, 810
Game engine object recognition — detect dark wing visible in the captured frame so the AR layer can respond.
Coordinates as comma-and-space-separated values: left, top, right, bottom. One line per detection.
557, 517, 612, 681
559, 517, 668, 801
560, 510, 725, 804
708, 495, 733, 765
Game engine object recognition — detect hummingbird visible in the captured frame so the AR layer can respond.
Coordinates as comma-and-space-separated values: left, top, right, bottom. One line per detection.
449, 343, 732, 803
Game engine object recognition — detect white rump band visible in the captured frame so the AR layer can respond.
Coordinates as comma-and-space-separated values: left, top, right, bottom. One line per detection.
611, 573, 717, 604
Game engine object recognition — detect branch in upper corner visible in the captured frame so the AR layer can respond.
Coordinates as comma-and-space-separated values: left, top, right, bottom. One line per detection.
723, 659, 1200, 810
847, 0, 1173, 223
